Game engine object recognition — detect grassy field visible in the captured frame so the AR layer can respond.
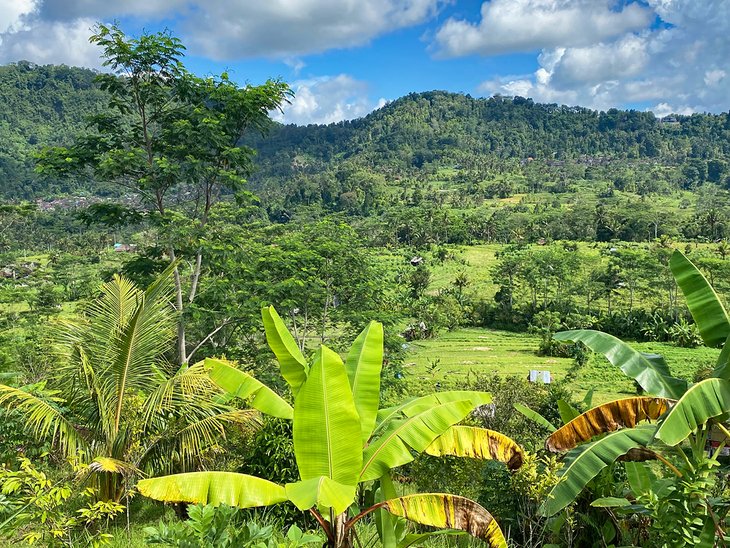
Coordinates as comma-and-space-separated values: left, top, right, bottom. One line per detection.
403, 327, 721, 403
402, 327, 573, 394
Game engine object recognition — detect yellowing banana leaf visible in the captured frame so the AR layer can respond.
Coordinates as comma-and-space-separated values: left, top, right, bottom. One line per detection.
205, 358, 293, 420
670, 249, 730, 348
513, 403, 556, 432
261, 306, 309, 394
655, 377, 730, 446
375, 391, 492, 434
361, 400, 476, 482
553, 330, 686, 399
546, 397, 669, 452
293, 346, 362, 487
345, 321, 384, 444
425, 426, 524, 470
137, 472, 288, 507
285, 476, 356, 515
540, 426, 655, 516
380, 494, 507, 548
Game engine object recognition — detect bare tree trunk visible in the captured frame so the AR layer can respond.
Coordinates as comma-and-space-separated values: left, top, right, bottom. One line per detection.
168, 248, 187, 365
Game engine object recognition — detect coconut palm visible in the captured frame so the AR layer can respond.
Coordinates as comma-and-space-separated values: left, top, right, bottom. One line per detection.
0, 269, 277, 501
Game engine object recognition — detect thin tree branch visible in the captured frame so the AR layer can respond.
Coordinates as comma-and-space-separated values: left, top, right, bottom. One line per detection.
185, 318, 233, 364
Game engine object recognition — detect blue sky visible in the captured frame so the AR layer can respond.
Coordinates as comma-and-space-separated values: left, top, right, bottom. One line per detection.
0, 1, 728, 124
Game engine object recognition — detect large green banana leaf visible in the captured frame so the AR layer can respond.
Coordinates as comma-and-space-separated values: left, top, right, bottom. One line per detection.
261, 306, 308, 394
714, 333, 730, 380
540, 425, 655, 516
206, 358, 293, 419
425, 426, 524, 470
285, 476, 356, 515
375, 391, 492, 433
546, 397, 669, 452
513, 403, 556, 432
293, 346, 362, 489
137, 472, 288, 507
670, 250, 730, 348
378, 494, 507, 548
557, 400, 580, 424
553, 330, 687, 399
345, 321, 383, 444
655, 377, 730, 446
624, 461, 654, 496
360, 400, 476, 482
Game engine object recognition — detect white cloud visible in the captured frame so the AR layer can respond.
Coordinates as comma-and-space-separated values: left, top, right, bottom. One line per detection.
434, 0, 652, 57
0, 0, 36, 34
0, 0, 446, 67
274, 74, 379, 125
184, 0, 446, 59
473, 0, 730, 114
0, 17, 103, 67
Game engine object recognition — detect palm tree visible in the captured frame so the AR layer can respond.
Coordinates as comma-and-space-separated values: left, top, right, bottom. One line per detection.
0, 269, 260, 501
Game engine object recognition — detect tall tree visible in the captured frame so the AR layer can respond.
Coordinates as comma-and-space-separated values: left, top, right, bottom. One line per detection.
37, 24, 291, 364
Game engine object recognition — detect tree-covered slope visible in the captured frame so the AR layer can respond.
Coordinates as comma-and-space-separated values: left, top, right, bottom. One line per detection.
0, 62, 108, 199
253, 91, 730, 177
1, 63, 730, 203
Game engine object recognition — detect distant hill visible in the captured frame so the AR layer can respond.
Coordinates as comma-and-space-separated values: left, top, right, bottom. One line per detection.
0, 62, 108, 199
1, 63, 729, 204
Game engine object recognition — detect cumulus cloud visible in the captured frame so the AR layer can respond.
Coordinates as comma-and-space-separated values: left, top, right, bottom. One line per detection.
0, 0, 36, 34
183, 0, 446, 59
434, 0, 652, 57
274, 74, 383, 125
470, 0, 730, 114
0, 17, 103, 67
0, 0, 445, 64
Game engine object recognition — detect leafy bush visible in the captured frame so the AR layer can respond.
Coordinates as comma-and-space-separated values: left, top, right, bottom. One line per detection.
0, 456, 123, 546
667, 318, 703, 348
144, 504, 321, 547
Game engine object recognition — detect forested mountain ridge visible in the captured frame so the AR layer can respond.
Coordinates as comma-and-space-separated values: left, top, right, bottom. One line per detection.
2, 62, 730, 207
253, 90, 730, 174
0, 62, 108, 198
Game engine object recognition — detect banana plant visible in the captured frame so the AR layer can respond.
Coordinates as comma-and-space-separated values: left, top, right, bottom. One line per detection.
537, 250, 730, 543
139, 306, 523, 548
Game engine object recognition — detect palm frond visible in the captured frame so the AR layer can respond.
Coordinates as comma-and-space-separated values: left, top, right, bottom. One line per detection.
0, 384, 85, 457
140, 409, 259, 473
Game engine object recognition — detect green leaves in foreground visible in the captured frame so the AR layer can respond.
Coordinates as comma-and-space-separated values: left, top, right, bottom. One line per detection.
553, 330, 687, 399
345, 321, 383, 445
206, 358, 293, 420
541, 425, 655, 516
137, 472, 288, 507
378, 494, 507, 548
293, 347, 362, 488
261, 306, 308, 395
655, 378, 730, 446
670, 250, 730, 349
